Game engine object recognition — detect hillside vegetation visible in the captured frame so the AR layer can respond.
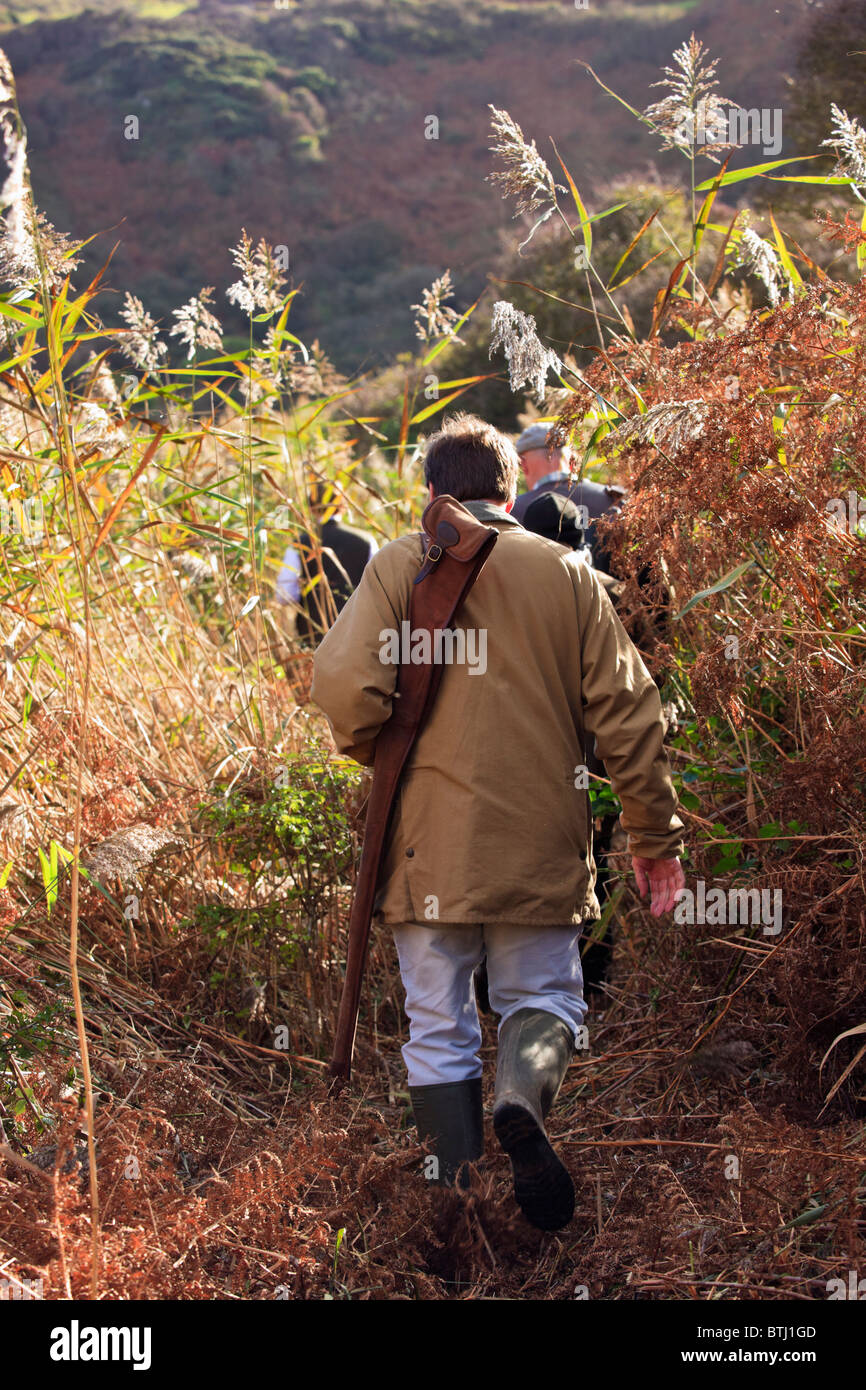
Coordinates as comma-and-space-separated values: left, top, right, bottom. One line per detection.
0, 0, 818, 373
0, 10, 864, 1302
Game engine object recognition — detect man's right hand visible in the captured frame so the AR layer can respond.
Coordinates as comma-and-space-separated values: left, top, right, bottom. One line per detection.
632, 855, 685, 918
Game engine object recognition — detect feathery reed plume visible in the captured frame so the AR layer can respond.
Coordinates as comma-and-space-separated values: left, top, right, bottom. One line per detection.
167, 548, 216, 586
84, 352, 121, 406
487, 106, 563, 219
822, 104, 866, 193
410, 270, 464, 343
73, 400, 125, 450
489, 300, 562, 401
169, 287, 223, 360
0, 47, 80, 292
239, 324, 300, 403
0, 398, 27, 445
643, 33, 734, 160
287, 338, 339, 397
612, 399, 710, 453
226, 228, 287, 315
84, 824, 181, 889
118, 292, 167, 375
0, 47, 13, 106
731, 217, 789, 307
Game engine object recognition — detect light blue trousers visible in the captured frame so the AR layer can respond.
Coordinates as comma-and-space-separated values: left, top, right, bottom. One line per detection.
391, 921, 587, 1087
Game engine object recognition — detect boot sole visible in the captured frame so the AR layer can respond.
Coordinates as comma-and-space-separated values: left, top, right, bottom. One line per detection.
493, 1100, 575, 1231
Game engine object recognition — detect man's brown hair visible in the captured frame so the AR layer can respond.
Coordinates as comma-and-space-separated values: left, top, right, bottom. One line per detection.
423, 412, 520, 504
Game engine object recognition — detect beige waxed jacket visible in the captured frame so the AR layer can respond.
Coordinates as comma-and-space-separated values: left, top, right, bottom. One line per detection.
312, 500, 684, 926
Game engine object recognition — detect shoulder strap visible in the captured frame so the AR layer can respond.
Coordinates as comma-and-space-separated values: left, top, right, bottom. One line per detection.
389, 495, 498, 735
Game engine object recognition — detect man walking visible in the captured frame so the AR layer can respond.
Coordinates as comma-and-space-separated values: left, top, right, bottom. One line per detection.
276, 480, 378, 640
511, 420, 625, 574
312, 415, 684, 1231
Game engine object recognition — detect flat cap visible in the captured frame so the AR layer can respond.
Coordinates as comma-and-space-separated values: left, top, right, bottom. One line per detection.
514, 421, 555, 455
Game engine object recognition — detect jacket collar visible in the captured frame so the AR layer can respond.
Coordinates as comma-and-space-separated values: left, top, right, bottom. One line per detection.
461, 498, 523, 528
535, 469, 570, 489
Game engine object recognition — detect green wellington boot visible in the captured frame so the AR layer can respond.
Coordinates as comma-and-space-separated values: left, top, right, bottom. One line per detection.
493, 1008, 576, 1231
408, 1077, 484, 1190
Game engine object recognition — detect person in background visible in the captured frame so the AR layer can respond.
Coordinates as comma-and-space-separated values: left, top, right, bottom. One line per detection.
511, 422, 625, 575
520, 490, 625, 995
521, 490, 624, 601
516, 425, 668, 656
276, 480, 378, 640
